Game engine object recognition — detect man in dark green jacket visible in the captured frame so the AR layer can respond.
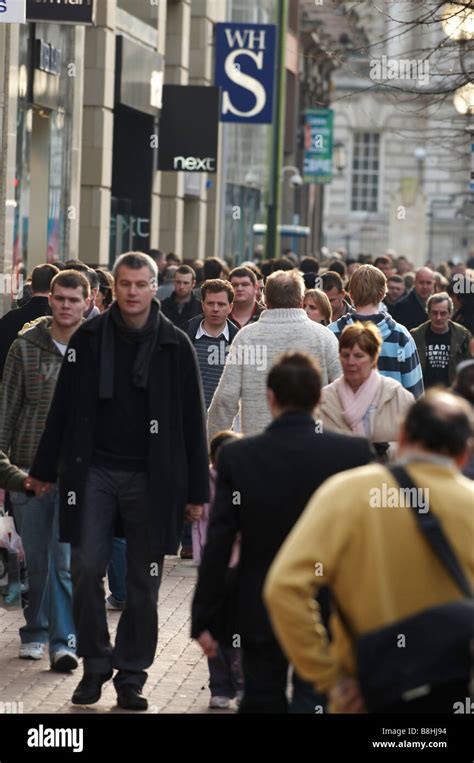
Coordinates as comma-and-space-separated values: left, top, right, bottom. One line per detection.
411, 292, 472, 389
0, 270, 90, 669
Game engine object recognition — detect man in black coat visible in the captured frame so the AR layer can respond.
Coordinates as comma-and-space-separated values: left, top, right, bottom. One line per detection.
393, 267, 435, 330
0, 263, 58, 379
28, 252, 209, 711
160, 264, 202, 329
191, 352, 373, 713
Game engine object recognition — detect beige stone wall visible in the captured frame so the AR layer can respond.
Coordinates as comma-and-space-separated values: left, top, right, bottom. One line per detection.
79, 0, 116, 266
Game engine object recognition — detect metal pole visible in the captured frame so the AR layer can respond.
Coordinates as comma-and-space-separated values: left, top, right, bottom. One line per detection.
265, 0, 287, 260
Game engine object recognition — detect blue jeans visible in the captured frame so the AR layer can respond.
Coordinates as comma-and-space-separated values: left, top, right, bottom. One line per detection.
208, 646, 244, 698
108, 538, 126, 603
9, 487, 76, 656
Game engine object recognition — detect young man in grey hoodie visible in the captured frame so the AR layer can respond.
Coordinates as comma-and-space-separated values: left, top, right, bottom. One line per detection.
0, 270, 90, 669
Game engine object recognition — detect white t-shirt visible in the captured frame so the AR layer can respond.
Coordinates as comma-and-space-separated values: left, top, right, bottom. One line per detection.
53, 339, 67, 356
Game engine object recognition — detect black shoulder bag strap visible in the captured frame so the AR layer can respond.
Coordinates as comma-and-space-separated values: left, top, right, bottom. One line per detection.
389, 465, 472, 598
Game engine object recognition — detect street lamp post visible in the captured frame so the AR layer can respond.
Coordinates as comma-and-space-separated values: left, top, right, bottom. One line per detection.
442, 3, 474, 193
265, 0, 288, 261
281, 166, 303, 186
452, 83, 474, 193
332, 141, 347, 174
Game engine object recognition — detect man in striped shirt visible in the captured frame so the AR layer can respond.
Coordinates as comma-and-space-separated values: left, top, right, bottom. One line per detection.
328, 265, 424, 399
185, 279, 239, 409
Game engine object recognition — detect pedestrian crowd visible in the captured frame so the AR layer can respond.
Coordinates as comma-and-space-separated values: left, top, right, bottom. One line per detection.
0, 246, 472, 714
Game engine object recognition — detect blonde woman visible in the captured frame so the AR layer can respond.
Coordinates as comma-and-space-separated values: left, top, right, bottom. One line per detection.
319, 322, 414, 460
303, 288, 332, 326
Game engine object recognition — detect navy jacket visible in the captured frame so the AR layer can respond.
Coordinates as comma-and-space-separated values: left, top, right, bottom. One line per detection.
393, 290, 427, 331
184, 315, 239, 344
0, 296, 51, 379
161, 292, 202, 330
191, 411, 373, 643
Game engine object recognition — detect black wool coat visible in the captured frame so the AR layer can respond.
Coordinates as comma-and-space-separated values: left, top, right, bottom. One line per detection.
29, 311, 210, 555
393, 290, 428, 331
0, 296, 51, 379
191, 411, 373, 644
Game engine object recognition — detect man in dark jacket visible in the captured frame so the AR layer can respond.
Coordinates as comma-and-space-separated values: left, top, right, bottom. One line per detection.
191, 352, 373, 713
0, 263, 58, 379
393, 267, 435, 330
185, 278, 239, 409
160, 264, 202, 329
28, 252, 209, 711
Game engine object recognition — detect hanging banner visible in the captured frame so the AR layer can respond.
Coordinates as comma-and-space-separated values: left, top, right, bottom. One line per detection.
215, 22, 276, 124
0, 0, 26, 23
158, 86, 219, 173
303, 109, 334, 184
26, 0, 94, 24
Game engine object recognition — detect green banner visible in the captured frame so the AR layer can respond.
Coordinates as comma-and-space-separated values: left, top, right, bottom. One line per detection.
303, 108, 333, 184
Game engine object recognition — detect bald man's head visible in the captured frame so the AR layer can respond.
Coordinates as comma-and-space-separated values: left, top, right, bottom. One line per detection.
414, 267, 435, 302
401, 389, 473, 461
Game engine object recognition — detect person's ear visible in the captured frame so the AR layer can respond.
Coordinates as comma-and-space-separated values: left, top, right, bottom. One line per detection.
266, 388, 276, 412
398, 422, 408, 450
455, 444, 471, 470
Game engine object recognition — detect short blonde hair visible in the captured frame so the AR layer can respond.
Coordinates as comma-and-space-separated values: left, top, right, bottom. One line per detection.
265, 269, 305, 309
348, 264, 386, 307
303, 289, 332, 325
339, 321, 382, 365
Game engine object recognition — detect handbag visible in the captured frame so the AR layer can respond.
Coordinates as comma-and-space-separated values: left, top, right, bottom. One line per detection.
342, 465, 473, 712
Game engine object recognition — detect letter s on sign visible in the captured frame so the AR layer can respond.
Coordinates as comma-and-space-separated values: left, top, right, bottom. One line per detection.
222, 50, 266, 119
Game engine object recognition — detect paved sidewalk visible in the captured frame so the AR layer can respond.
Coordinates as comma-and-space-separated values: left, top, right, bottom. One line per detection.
0, 557, 235, 715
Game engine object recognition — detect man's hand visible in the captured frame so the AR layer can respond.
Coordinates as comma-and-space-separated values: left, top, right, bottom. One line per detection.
329, 677, 366, 714
24, 477, 54, 497
185, 503, 203, 521
196, 630, 218, 658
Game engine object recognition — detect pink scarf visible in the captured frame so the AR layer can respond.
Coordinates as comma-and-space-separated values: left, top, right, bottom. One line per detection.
335, 369, 382, 435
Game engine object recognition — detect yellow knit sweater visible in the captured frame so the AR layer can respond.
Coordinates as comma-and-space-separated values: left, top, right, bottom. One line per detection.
264, 460, 474, 697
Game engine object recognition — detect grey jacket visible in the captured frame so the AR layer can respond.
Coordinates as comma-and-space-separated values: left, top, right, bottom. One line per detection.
0, 316, 64, 491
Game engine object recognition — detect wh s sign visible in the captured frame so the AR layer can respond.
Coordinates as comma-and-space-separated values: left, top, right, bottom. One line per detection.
0, 0, 26, 23
215, 23, 275, 124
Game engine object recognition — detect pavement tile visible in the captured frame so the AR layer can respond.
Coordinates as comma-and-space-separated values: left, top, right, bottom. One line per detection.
0, 556, 228, 715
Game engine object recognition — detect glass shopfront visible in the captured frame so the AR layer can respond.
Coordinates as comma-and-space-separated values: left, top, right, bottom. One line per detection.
13, 22, 74, 273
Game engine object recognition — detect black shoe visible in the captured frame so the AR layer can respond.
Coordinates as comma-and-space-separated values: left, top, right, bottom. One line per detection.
116, 686, 148, 711
71, 671, 113, 705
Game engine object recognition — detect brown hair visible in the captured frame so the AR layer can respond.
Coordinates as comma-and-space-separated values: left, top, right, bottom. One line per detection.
303, 288, 332, 325
201, 278, 234, 304
210, 430, 243, 468
338, 322, 382, 365
348, 264, 386, 307
175, 264, 196, 280
267, 352, 322, 411
50, 270, 91, 300
229, 266, 257, 286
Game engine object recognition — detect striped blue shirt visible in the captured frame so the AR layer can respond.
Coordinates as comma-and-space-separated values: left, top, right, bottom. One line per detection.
328, 312, 424, 399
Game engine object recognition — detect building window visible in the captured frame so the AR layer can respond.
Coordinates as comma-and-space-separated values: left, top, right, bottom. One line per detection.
351, 132, 380, 212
